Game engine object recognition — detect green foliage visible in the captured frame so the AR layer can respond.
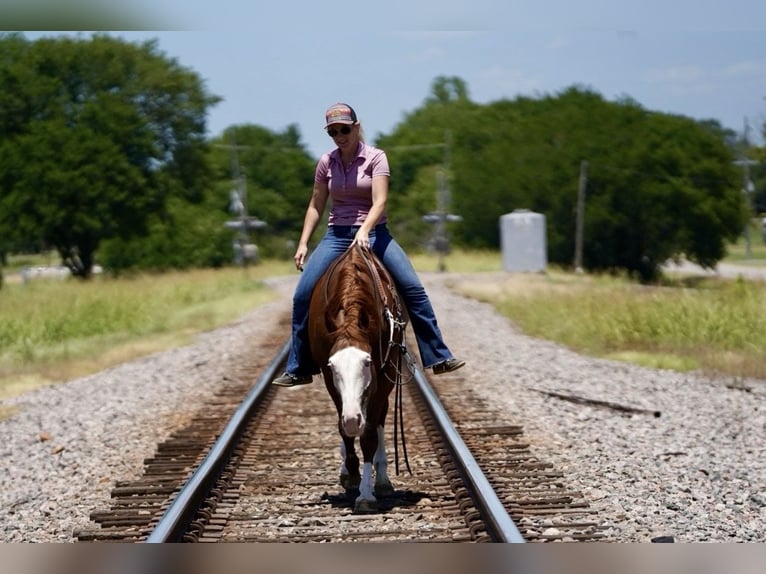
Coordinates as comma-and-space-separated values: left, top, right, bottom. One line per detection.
376, 76, 478, 249
0, 268, 277, 388
208, 124, 316, 253
0, 33, 220, 277
456, 270, 766, 379
753, 121, 766, 214
750, 162, 766, 215
378, 80, 745, 282
99, 196, 232, 273
1, 52, 752, 283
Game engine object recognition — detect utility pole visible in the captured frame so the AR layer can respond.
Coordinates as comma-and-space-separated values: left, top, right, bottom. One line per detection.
430, 131, 457, 272
735, 118, 757, 259
216, 132, 267, 267
389, 133, 462, 272
233, 133, 251, 267
574, 160, 587, 273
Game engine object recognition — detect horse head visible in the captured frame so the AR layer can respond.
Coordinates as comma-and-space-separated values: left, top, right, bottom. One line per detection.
328, 346, 373, 437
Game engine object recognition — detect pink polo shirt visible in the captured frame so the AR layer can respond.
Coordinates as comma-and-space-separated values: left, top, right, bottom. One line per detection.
314, 142, 390, 226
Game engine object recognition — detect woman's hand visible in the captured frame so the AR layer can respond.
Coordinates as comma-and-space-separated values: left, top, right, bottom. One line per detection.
294, 244, 309, 271
352, 229, 371, 250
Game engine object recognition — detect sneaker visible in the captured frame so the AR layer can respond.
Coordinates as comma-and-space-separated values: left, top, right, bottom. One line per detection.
432, 358, 466, 375
272, 372, 313, 387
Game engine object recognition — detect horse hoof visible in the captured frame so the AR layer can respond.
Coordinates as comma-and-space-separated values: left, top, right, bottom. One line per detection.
340, 472, 360, 491
374, 483, 395, 497
353, 498, 378, 514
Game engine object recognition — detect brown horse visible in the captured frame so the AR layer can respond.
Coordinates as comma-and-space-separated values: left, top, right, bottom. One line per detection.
307, 244, 408, 513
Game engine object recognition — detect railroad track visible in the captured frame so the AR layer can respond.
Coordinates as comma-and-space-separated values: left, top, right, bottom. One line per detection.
76, 330, 610, 543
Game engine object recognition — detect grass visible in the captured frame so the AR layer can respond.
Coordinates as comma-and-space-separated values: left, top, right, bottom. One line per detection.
723, 232, 766, 263
452, 267, 766, 380
409, 248, 504, 273
0, 262, 293, 402
411, 246, 766, 379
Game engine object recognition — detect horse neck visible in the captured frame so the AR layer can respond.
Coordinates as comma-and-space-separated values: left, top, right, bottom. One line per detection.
329, 254, 386, 353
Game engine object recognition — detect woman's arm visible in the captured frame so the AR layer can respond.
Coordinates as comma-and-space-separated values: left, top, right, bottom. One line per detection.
353, 174, 388, 249
294, 181, 329, 270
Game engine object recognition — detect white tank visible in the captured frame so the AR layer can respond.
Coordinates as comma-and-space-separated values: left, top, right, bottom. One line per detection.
499, 209, 547, 272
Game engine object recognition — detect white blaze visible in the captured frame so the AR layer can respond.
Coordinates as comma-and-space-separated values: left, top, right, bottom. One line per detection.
328, 347, 372, 437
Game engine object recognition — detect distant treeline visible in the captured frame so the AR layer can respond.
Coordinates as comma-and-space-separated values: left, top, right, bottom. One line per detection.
0, 35, 763, 282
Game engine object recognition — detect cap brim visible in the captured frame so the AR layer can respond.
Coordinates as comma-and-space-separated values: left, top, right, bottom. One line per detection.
325, 119, 355, 128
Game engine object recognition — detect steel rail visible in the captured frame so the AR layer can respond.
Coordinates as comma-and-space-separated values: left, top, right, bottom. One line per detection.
147, 338, 523, 543
409, 364, 526, 543
146, 338, 290, 543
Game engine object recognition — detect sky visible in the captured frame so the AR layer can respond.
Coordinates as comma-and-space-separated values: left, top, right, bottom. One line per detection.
12, 0, 766, 159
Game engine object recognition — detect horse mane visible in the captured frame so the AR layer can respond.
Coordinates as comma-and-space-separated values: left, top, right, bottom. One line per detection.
326, 248, 385, 355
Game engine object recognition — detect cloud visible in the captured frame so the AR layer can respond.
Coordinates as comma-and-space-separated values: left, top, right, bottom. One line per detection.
642, 65, 712, 95
395, 30, 487, 39
411, 46, 447, 63
723, 60, 766, 82
645, 58, 766, 98
473, 66, 544, 101
546, 34, 570, 51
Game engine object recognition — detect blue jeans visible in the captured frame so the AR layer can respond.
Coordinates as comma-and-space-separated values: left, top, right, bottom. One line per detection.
285, 224, 454, 375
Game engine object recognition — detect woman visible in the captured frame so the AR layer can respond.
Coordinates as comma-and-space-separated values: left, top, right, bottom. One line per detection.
272, 103, 464, 387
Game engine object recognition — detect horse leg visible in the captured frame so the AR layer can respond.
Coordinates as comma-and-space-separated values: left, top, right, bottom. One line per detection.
372, 384, 394, 497
324, 367, 360, 492
373, 425, 394, 497
339, 435, 360, 492
353, 426, 381, 514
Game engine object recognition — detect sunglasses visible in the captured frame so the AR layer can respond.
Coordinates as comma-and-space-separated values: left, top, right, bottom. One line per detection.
327, 125, 353, 137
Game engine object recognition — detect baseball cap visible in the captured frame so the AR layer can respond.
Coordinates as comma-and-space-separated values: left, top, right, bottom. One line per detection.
324, 103, 357, 128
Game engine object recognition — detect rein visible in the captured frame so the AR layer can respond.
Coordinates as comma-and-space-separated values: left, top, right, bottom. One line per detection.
353, 244, 406, 370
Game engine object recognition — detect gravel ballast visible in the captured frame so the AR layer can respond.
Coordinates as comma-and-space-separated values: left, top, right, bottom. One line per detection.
1, 273, 764, 543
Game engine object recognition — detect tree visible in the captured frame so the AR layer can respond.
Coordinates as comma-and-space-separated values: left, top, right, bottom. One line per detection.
426, 76, 471, 104
748, 119, 766, 216
0, 33, 220, 278
377, 80, 746, 282
81, 121, 316, 273
376, 77, 478, 248
208, 124, 316, 246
